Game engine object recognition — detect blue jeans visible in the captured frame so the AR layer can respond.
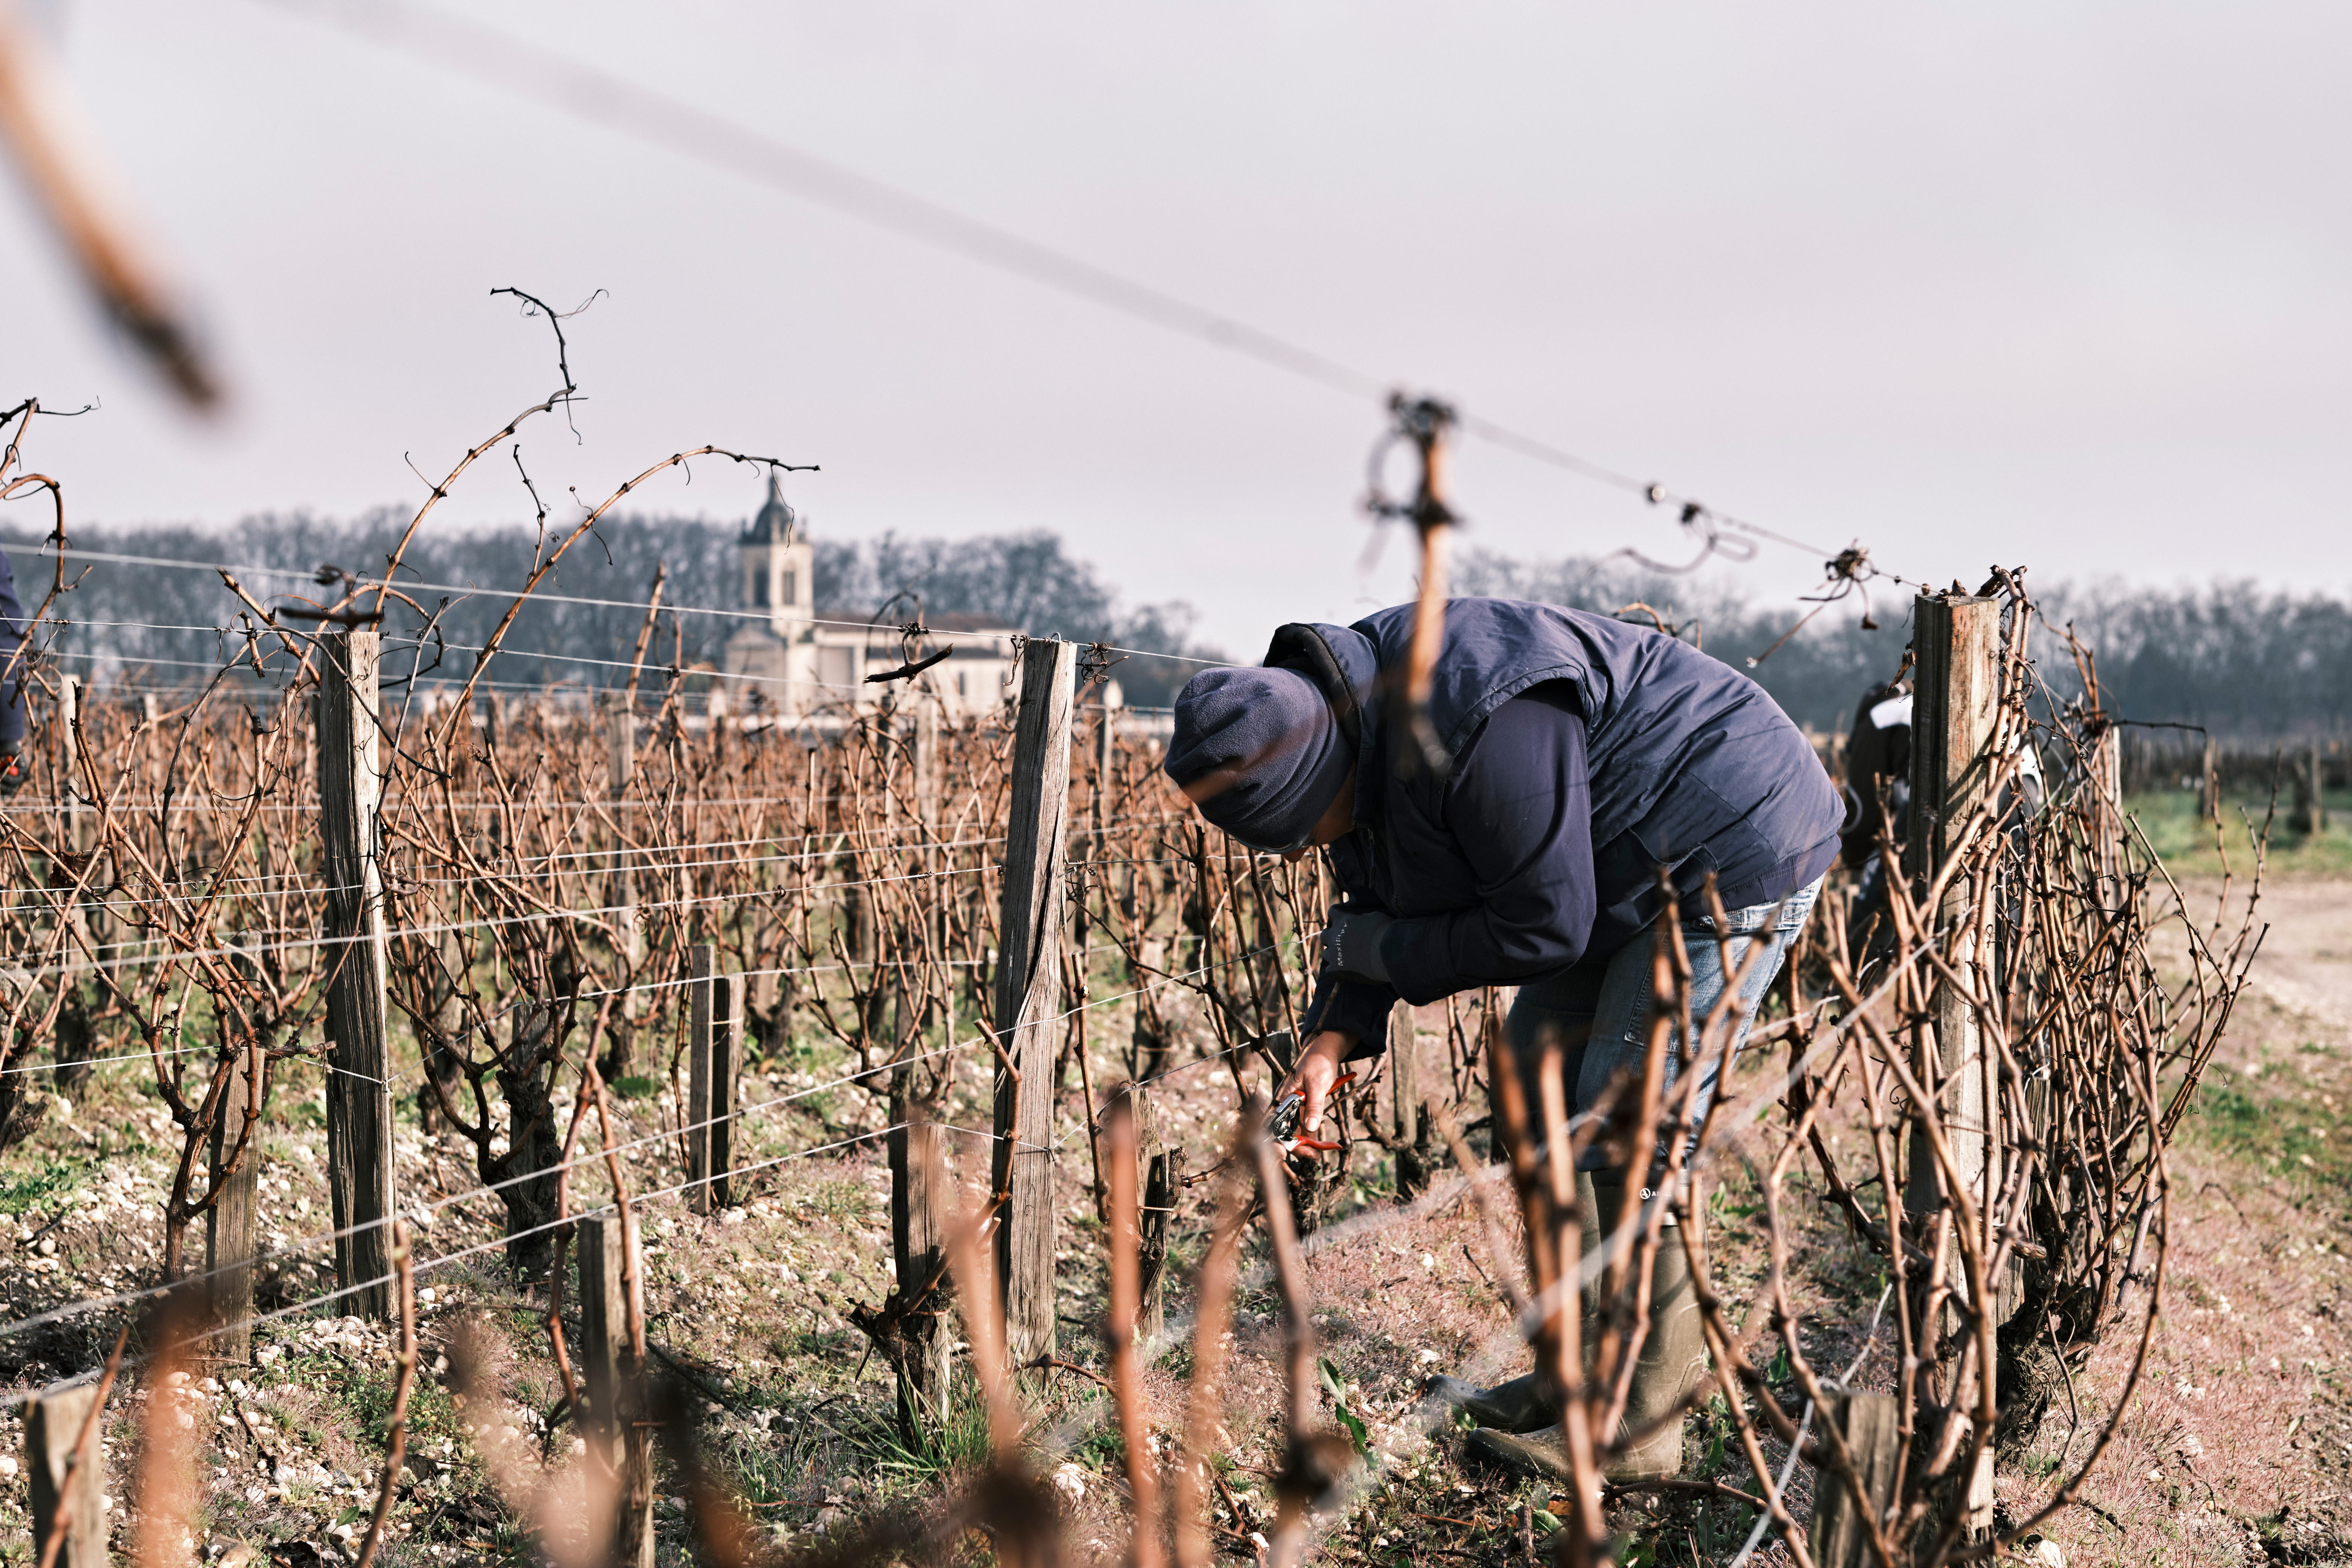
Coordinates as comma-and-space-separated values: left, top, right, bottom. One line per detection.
1502, 876, 1822, 1178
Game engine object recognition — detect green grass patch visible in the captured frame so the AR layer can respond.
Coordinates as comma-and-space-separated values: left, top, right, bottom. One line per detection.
809, 1177, 876, 1223
2128, 788, 2352, 880
2182, 1073, 2352, 1185
0, 1157, 92, 1216
836, 1378, 1004, 1493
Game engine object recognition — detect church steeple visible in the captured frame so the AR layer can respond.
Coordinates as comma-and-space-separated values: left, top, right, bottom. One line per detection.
743, 473, 798, 546
740, 475, 813, 634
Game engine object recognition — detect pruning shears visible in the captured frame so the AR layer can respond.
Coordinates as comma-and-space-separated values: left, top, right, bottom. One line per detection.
1269, 1070, 1356, 1153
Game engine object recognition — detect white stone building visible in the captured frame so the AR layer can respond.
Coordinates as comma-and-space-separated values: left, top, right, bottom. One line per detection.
717, 478, 1026, 720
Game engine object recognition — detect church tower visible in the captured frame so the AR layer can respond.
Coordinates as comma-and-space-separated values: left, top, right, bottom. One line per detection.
740, 473, 815, 638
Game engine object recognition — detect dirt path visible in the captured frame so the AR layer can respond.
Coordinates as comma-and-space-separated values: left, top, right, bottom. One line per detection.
2219, 877, 2352, 1044
2052, 873, 2352, 1566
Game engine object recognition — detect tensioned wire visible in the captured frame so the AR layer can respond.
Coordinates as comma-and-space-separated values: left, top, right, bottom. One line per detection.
0, 921, 1269, 1085
0, 853, 1207, 952
0, 936, 1303, 1357
224, 0, 1880, 588
3, 542, 1234, 670
14, 672, 1175, 716
24, 623, 1188, 711
0, 1119, 924, 1408
0, 820, 1221, 982
0, 803, 1198, 911
34, 640, 899, 700
0, 859, 1057, 986
0, 827, 1031, 908
0, 824, 1200, 910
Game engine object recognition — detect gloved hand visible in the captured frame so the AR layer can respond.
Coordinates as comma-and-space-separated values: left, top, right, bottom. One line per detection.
1320, 906, 1394, 985
0, 754, 22, 797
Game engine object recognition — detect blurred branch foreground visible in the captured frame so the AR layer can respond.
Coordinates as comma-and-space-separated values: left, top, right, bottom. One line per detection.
0, 0, 220, 408
0, 386, 2259, 1568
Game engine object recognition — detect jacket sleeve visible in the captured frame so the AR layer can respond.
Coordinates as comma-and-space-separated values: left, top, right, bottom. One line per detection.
1301, 970, 1399, 1063
0, 548, 24, 750
1298, 836, 1401, 1062
1378, 689, 1596, 1006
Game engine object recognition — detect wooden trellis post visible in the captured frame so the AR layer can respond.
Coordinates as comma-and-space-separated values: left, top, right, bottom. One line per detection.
686, 944, 743, 1214
320, 628, 395, 1318
2197, 734, 2220, 822
606, 691, 641, 1021
992, 637, 1077, 1384
25, 1382, 104, 1568
579, 1213, 655, 1567
1135, 1085, 1173, 1345
1902, 591, 2003, 1537
1389, 1000, 1431, 1198
2297, 739, 2329, 836
1811, 1392, 1903, 1568
55, 677, 90, 994
57, 672, 84, 850
206, 1035, 265, 1363
890, 696, 954, 1435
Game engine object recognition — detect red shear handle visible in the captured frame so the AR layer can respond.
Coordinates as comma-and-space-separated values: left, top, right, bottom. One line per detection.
1282, 1071, 1358, 1155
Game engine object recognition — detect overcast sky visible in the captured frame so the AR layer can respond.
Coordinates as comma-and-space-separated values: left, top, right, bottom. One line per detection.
4, 0, 2347, 657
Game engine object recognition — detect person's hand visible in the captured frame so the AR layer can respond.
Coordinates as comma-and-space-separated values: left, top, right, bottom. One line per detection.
1275, 1029, 1354, 1139
0, 754, 22, 797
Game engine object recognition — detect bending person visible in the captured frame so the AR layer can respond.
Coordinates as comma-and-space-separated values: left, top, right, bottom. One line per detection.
1163, 596, 1840, 1484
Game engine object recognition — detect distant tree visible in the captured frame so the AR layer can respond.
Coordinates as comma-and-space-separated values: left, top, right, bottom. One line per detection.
817, 528, 1213, 705
12, 513, 1222, 709
1455, 551, 2352, 738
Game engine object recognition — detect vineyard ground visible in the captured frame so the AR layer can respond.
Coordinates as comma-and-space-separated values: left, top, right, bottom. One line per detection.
0, 828, 2347, 1565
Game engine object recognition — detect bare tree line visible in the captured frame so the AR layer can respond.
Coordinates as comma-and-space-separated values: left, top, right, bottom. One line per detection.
8, 513, 1222, 710
1457, 548, 2352, 738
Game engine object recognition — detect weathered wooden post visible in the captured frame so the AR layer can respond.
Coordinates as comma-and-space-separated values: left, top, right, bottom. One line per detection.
889, 696, 955, 1436
25, 1381, 105, 1567
685, 945, 743, 1214
57, 672, 85, 850
992, 637, 1077, 1385
1811, 1392, 1903, 1568
1388, 1000, 1431, 1199
579, 1213, 655, 1567
420, 921, 465, 1137
1102, 1089, 1163, 1567
1902, 591, 2003, 1537
2297, 739, 2329, 836
2197, 734, 2220, 823
606, 691, 641, 1021
1135, 1085, 1173, 1345
2088, 719, 2125, 911
320, 628, 395, 1318
206, 1035, 265, 1363
1095, 685, 1118, 847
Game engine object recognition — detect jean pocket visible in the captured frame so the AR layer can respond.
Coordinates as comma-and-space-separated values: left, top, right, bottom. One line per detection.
1687, 878, 1821, 938
1771, 876, 1825, 932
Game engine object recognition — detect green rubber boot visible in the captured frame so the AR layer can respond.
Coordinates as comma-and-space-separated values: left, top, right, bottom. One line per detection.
1421, 1373, 1554, 1433
1430, 1173, 1600, 1437
1464, 1423, 1574, 1481
1589, 1175, 1707, 1483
